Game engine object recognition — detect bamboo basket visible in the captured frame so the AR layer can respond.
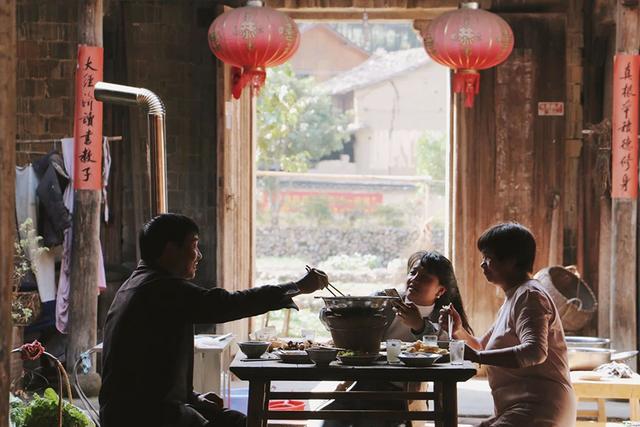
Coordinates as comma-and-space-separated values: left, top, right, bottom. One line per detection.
534, 266, 597, 333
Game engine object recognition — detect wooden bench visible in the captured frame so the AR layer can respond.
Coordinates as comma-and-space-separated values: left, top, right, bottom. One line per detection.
575, 422, 625, 427
572, 371, 640, 423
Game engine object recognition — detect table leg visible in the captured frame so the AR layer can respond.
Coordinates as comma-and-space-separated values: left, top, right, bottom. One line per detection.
630, 398, 640, 421
434, 382, 444, 427
262, 381, 271, 427
440, 381, 457, 427
247, 380, 268, 427
597, 398, 606, 422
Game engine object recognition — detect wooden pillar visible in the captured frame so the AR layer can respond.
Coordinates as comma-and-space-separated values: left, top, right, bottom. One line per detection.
67, 0, 103, 373
564, 0, 585, 269
0, 0, 16, 422
610, 0, 640, 367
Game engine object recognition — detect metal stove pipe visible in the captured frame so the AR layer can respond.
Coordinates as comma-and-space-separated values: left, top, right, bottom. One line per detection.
94, 82, 167, 215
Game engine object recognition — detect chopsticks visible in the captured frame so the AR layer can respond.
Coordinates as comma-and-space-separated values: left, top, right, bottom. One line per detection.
443, 303, 453, 336
305, 264, 345, 296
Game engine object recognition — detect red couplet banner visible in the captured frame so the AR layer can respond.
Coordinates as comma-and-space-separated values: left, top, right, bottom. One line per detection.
612, 54, 639, 199
73, 45, 104, 190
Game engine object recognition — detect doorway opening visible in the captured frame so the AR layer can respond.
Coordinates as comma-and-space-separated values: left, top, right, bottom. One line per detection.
251, 20, 451, 338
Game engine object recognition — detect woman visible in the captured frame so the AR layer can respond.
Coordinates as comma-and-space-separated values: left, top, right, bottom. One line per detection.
384, 250, 473, 341
441, 223, 576, 427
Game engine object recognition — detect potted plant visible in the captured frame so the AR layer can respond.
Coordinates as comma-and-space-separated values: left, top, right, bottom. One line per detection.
12, 218, 46, 326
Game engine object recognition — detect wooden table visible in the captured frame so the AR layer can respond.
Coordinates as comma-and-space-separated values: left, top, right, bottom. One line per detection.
571, 371, 640, 422
230, 354, 476, 427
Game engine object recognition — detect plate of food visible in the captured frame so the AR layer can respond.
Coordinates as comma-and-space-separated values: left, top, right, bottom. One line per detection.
405, 341, 449, 355
405, 340, 450, 363
336, 351, 380, 366
274, 349, 313, 364
398, 352, 442, 367
268, 339, 313, 352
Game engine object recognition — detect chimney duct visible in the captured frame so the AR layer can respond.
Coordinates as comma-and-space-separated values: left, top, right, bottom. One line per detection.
94, 82, 167, 215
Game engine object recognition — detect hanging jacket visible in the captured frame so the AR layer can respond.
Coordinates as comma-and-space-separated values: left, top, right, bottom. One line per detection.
32, 151, 71, 247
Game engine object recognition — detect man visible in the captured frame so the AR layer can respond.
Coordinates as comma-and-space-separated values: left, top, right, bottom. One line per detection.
99, 214, 328, 426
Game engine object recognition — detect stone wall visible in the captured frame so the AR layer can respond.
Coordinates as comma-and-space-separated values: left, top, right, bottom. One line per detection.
256, 226, 445, 265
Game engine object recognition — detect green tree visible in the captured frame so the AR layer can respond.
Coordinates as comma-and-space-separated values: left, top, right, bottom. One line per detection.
416, 131, 447, 197
257, 64, 350, 172
416, 131, 447, 181
257, 64, 351, 225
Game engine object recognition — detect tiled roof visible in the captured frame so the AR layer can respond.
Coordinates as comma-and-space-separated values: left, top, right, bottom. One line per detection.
321, 48, 431, 95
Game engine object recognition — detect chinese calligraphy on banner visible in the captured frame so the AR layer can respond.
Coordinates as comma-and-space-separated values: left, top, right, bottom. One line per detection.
73, 45, 103, 190
612, 54, 639, 199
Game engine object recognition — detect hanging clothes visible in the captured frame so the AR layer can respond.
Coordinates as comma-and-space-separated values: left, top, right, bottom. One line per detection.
31, 151, 72, 247
15, 165, 57, 303
56, 137, 107, 334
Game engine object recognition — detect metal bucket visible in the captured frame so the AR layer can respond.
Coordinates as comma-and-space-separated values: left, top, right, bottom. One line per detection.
567, 347, 638, 370
565, 336, 610, 348
320, 311, 388, 354
315, 296, 396, 316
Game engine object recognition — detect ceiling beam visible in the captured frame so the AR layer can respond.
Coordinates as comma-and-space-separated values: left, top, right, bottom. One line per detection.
277, 7, 453, 20
264, 0, 459, 8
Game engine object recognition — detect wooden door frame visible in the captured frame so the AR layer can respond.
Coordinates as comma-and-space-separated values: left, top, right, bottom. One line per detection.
214, 4, 458, 340
216, 59, 257, 340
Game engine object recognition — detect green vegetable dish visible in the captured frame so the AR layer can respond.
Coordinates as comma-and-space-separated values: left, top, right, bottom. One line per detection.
10, 388, 95, 427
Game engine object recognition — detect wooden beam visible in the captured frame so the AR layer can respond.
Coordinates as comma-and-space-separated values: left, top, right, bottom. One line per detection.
279, 8, 449, 20
265, 0, 458, 8
610, 0, 640, 368
67, 0, 103, 377
0, 0, 16, 422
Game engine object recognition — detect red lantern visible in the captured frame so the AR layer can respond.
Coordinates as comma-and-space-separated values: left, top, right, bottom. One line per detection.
208, 0, 300, 99
423, 2, 514, 108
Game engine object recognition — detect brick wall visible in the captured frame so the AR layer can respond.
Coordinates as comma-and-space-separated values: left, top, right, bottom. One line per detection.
16, 0, 78, 155
16, 1, 219, 285
116, 1, 218, 284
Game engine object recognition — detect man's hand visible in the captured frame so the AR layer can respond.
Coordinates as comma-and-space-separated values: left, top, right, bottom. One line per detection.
296, 267, 329, 294
199, 392, 223, 408
192, 392, 223, 419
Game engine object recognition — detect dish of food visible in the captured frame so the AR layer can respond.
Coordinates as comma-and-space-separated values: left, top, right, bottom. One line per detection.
274, 349, 313, 364
406, 341, 449, 355
336, 351, 380, 366
397, 352, 442, 367
268, 339, 313, 352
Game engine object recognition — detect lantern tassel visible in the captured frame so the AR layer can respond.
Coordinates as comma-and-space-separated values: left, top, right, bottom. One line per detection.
454, 70, 480, 108
232, 67, 266, 99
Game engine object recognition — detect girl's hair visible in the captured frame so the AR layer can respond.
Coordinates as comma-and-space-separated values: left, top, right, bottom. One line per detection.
407, 250, 474, 334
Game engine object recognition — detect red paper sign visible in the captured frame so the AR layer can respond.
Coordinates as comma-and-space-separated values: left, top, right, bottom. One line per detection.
73, 45, 103, 190
537, 102, 564, 116
612, 54, 639, 199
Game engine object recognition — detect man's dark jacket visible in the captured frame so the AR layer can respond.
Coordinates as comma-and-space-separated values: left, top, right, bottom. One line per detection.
99, 261, 297, 427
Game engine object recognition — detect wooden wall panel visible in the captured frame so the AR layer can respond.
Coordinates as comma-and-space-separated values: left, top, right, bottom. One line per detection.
453, 14, 566, 335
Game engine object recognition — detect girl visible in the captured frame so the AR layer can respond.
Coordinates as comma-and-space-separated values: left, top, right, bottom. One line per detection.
384, 250, 473, 341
